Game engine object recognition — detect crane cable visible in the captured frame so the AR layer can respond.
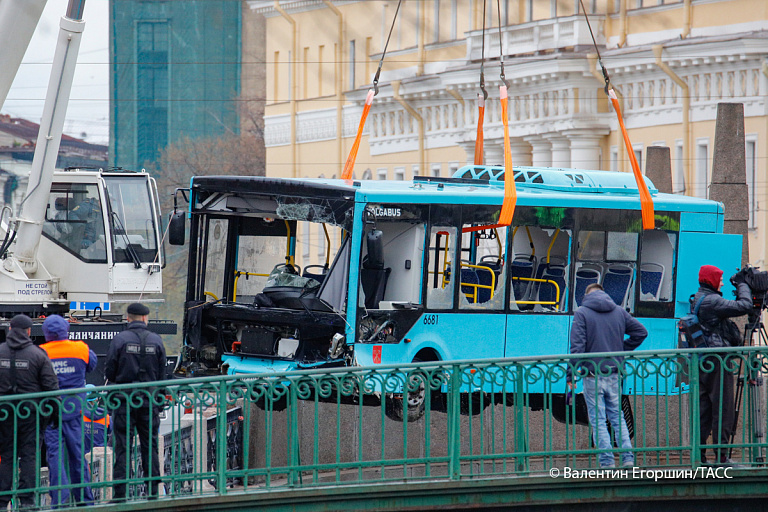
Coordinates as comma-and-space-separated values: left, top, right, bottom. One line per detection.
341, 0, 402, 180
497, 0, 516, 226
580, 0, 654, 230
474, 0, 488, 166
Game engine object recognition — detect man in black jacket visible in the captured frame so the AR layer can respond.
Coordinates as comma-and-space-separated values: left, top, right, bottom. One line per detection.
105, 303, 166, 501
0, 315, 59, 509
692, 265, 752, 465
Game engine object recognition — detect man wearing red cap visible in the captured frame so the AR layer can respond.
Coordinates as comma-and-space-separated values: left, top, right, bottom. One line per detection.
691, 264, 752, 465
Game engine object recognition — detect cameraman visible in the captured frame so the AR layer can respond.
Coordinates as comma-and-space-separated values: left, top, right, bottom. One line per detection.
692, 264, 752, 466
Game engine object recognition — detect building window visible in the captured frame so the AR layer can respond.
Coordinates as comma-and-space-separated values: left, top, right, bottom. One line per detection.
377, 168, 388, 180
433, 0, 440, 42
674, 140, 685, 194
273, 51, 279, 103
633, 144, 643, 175
747, 138, 757, 229
696, 140, 709, 199
550, 0, 557, 17
449, 162, 459, 176
303, 47, 309, 99
362, 168, 372, 180
610, 146, 618, 172
349, 40, 356, 90
318, 45, 324, 97
526, 0, 533, 22
394, 167, 405, 180
136, 21, 169, 166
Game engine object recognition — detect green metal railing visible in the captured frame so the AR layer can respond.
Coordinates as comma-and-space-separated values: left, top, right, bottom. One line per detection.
0, 346, 766, 509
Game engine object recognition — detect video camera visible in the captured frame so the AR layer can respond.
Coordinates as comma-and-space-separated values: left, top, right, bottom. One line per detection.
731, 265, 768, 310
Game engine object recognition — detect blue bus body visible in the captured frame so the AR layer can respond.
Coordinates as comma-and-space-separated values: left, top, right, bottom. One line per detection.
177, 165, 741, 408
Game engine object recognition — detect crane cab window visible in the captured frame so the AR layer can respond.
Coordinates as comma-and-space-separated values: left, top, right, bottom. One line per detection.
43, 184, 107, 263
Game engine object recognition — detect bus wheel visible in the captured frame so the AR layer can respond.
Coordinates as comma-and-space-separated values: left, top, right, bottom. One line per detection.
385, 358, 427, 422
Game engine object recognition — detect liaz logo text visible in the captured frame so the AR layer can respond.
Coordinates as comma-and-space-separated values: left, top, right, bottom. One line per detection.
371, 206, 401, 218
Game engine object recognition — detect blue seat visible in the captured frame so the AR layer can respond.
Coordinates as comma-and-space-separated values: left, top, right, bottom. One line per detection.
510, 256, 536, 301
602, 265, 633, 307
460, 268, 479, 303
537, 265, 566, 309
475, 266, 495, 303
640, 263, 664, 300
574, 268, 600, 307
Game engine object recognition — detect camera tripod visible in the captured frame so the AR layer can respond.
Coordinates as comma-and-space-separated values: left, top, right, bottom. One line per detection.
729, 308, 767, 463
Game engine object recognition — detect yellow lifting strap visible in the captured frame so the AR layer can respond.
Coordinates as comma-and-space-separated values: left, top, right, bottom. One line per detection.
609, 88, 655, 230
498, 85, 517, 226
341, 89, 374, 180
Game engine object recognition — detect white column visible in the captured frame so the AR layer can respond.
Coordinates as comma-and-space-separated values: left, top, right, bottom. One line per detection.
508, 140, 532, 167
565, 129, 606, 171
485, 145, 504, 167
525, 136, 552, 167
544, 134, 571, 169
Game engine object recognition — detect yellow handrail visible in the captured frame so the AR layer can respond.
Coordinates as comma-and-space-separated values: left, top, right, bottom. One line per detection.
546, 229, 560, 264
233, 271, 270, 301
284, 221, 295, 267
204, 291, 219, 301
322, 224, 331, 267
512, 277, 561, 309
459, 262, 496, 303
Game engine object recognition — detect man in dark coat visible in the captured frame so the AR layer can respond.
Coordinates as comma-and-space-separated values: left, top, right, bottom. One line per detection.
568, 284, 648, 468
104, 303, 166, 501
692, 265, 752, 465
0, 315, 59, 509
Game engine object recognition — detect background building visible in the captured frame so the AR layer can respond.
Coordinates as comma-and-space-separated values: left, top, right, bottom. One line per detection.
109, 0, 255, 171
251, 0, 768, 266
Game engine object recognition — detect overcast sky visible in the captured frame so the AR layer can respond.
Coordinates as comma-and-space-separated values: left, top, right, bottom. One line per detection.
2, 0, 109, 145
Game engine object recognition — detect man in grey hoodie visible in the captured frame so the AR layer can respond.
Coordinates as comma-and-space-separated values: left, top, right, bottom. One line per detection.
567, 284, 648, 468
0, 315, 60, 509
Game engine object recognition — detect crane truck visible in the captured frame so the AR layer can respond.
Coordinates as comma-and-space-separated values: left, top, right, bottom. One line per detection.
0, 0, 176, 381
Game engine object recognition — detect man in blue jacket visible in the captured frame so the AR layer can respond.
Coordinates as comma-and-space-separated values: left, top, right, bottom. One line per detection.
568, 283, 648, 468
41, 315, 97, 507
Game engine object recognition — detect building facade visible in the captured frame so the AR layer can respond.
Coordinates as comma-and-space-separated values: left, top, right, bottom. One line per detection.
109, 0, 250, 171
251, 0, 768, 266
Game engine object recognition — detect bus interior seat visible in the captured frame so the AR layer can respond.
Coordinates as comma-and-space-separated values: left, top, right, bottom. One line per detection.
460, 267, 480, 303
480, 254, 503, 272
475, 265, 495, 303
574, 268, 600, 307
303, 264, 329, 284
532, 255, 566, 299
640, 262, 665, 300
602, 264, 634, 308
537, 265, 566, 310
510, 255, 537, 301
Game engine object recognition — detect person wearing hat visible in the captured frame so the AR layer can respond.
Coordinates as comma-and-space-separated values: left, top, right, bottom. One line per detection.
0, 315, 59, 509
104, 303, 166, 501
691, 264, 752, 466
40, 315, 97, 506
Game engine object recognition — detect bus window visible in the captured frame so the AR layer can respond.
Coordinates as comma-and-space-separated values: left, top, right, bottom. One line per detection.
458, 221, 507, 311
234, 231, 288, 303
509, 225, 571, 313
636, 214, 679, 318
358, 216, 425, 309
426, 225, 457, 310
203, 218, 229, 302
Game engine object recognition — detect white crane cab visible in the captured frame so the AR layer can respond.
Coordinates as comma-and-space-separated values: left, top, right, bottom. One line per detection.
0, 168, 164, 317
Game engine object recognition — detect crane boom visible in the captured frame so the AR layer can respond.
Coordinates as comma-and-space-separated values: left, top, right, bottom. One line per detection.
8, 0, 85, 275
0, 0, 48, 110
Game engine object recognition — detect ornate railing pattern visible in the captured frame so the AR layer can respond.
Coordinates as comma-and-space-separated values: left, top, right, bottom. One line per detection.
0, 346, 766, 509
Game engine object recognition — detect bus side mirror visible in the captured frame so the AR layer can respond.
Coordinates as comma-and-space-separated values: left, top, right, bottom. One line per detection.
168, 211, 186, 246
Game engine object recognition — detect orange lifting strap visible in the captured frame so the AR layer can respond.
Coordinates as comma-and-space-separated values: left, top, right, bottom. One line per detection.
474, 94, 485, 166
498, 85, 517, 226
341, 89, 374, 180
609, 89, 655, 230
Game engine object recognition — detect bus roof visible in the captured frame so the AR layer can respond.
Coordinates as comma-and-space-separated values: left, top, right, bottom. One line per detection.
191, 166, 722, 214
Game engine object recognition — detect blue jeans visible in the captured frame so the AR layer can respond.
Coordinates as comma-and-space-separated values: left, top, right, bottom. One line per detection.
583, 374, 634, 468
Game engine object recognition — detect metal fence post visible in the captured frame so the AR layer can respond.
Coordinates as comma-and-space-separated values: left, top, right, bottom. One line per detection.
514, 363, 528, 473
448, 365, 461, 480
216, 380, 228, 493
689, 352, 700, 467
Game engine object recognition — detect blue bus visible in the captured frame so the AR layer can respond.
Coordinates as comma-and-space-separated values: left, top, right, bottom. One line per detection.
170, 165, 742, 421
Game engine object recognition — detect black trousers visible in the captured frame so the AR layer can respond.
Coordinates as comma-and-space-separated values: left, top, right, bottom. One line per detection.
112, 405, 161, 500
699, 353, 736, 463
0, 407, 39, 508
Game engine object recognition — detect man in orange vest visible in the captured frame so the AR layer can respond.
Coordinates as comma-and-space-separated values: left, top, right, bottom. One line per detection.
41, 315, 97, 507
